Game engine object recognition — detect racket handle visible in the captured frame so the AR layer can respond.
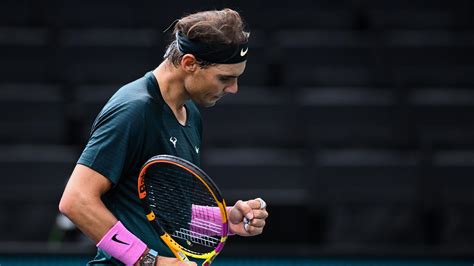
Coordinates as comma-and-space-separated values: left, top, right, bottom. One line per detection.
171, 248, 190, 263
161, 234, 190, 263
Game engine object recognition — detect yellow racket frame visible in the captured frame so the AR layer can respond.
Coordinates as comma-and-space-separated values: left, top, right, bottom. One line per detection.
138, 156, 228, 266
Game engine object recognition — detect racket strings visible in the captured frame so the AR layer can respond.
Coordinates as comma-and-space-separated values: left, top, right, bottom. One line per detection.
147, 178, 217, 215
189, 218, 222, 235
172, 228, 220, 247
145, 163, 223, 253
147, 177, 215, 204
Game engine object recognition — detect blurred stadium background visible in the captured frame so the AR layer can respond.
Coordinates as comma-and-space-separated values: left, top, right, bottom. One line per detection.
1, 0, 474, 265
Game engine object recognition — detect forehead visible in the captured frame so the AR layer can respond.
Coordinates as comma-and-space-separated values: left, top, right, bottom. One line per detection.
210, 61, 247, 76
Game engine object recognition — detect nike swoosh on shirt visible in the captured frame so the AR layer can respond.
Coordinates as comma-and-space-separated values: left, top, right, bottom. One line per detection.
112, 234, 130, 245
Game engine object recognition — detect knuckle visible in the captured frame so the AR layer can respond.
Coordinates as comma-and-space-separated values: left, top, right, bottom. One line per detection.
235, 200, 244, 209
252, 219, 264, 227
247, 225, 255, 233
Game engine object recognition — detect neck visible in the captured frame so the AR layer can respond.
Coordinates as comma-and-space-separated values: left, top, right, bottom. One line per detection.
153, 60, 189, 112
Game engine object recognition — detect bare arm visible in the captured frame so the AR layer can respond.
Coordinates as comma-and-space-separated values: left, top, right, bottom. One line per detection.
58, 164, 193, 266
58, 164, 117, 243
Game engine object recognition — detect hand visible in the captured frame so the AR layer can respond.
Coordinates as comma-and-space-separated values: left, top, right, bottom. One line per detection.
134, 250, 196, 266
228, 198, 268, 236
157, 256, 197, 265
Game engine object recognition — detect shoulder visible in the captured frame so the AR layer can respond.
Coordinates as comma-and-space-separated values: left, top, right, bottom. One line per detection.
112, 79, 153, 108
102, 76, 157, 118
92, 76, 158, 131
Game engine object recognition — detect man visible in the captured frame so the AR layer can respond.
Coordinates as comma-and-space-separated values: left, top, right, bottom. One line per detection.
59, 8, 269, 266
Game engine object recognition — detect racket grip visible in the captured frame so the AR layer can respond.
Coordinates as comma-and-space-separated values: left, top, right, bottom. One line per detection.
172, 249, 190, 263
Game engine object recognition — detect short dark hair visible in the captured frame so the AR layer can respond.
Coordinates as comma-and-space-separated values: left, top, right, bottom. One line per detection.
164, 8, 250, 68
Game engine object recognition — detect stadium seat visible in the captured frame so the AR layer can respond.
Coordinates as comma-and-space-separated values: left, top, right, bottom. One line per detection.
409, 88, 474, 149
0, 28, 55, 82
0, 145, 79, 241
310, 148, 424, 245
298, 87, 415, 148
201, 147, 308, 206
56, 1, 149, 28
0, 0, 33, 26
200, 86, 303, 148
426, 150, 474, 246
56, 28, 158, 84
0, 83, 67, 144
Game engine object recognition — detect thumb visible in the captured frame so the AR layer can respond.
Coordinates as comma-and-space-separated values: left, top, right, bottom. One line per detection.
183, 262, 197, 266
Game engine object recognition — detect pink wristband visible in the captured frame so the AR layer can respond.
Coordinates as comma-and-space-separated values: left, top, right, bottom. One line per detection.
191, 205, 234, 236
97, 221, 147, 266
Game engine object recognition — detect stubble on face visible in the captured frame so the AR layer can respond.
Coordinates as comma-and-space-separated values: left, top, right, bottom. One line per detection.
187, 62, 247, 107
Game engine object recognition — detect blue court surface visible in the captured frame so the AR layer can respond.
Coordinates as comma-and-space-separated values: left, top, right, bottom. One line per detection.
0, 257, 472, 266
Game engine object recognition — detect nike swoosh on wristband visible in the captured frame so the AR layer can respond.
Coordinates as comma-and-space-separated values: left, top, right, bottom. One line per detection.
240, 47, 248, 57
111, 234, 130, 245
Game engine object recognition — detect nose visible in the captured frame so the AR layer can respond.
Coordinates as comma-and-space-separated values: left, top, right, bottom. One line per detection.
224, 80, 238, 94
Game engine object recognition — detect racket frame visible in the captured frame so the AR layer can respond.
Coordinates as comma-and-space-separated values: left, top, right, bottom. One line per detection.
138, 155, 228, 265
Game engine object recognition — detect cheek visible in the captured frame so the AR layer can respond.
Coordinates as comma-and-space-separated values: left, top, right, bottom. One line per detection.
186, 74, 206, 93
187, 72, 223, 97
185, 77, 212, 100
200, 77, 222, 94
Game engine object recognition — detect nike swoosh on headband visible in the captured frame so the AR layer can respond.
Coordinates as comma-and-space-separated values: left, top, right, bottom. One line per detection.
240, 47, 248, 57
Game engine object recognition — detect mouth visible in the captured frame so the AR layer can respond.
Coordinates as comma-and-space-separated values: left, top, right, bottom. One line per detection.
213, 94, 224, 100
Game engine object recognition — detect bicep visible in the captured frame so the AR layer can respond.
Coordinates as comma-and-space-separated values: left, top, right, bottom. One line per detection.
78, 101, 145, 185
65, 164, 113, 198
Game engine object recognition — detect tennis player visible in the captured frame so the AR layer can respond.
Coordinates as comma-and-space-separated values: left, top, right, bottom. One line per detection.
59, 8, 269, 266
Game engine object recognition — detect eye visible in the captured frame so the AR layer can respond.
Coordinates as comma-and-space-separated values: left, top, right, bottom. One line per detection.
219, 76, 232, 83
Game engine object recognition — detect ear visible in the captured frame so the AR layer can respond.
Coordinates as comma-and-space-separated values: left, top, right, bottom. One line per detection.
181, 54, 198, 73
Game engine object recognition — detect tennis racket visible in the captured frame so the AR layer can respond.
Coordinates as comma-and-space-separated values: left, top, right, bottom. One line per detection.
137, 154, 229, 266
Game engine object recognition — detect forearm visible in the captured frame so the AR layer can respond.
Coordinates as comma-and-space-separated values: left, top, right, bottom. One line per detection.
59, 164, 119, 243
59, 189, 117, 243
63, 198, 148, 265
59, 165, 150, 265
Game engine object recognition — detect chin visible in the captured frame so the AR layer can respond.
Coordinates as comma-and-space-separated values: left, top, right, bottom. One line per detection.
203, 96, 221, 107
194, 95, 220, 108
203, 101, 216, 108
194, 99, 216, 108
